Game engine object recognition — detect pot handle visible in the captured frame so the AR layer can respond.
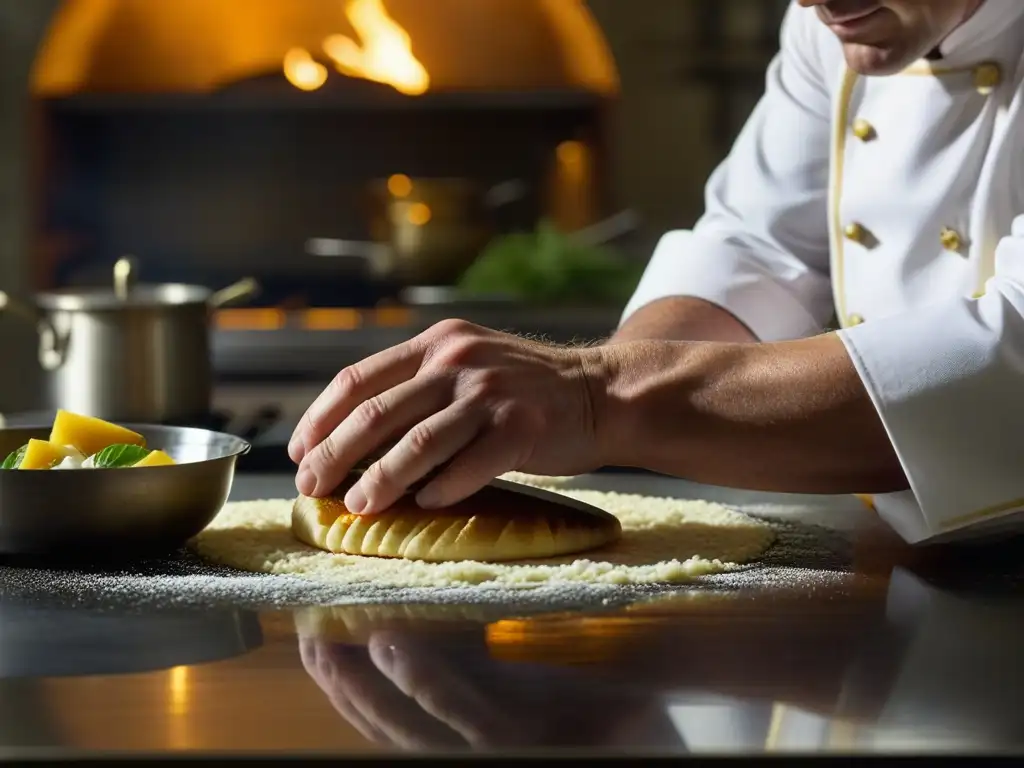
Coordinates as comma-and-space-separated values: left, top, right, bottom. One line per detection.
113, 256, 136, 300
568, 210, 641, 247
210, 277, 261, 309
482, 179, 527, 209
0, 291, 68, 371
306, 238, 389, 260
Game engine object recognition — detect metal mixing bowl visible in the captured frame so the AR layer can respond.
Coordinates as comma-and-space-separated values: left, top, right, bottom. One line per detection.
0, 424, 250, 555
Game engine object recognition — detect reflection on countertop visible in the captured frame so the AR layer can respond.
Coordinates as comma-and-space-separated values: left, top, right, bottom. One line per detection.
1, 472, 1023, 757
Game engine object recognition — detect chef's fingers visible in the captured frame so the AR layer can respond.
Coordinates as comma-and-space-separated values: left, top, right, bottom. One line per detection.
288, 339, 427, 464
298, 638, 388, 745
368, 631, 514, 749
414, 415, 531, 510
297, 376, 450, 498
314, 639, 456, 750
315, 640, 469, 751
345, 402, 485, 515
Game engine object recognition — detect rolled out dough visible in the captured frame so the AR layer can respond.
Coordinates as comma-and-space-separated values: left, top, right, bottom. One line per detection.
192, 476, 776, 590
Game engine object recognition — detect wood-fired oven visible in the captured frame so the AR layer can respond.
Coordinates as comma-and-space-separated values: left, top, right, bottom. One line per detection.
31, 0, 621, 309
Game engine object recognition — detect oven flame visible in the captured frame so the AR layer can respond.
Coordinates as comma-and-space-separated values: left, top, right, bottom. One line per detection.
322, 0, 430, 96
283, 47, 328, 91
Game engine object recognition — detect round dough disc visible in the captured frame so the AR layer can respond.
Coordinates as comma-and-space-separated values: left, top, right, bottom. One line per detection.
292, 482, 622, 562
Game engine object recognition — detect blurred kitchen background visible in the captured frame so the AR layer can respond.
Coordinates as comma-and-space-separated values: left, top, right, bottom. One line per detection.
0, 0, 790, 464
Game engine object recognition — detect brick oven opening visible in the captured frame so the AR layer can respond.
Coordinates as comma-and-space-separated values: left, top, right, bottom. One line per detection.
30, 0, 622, 314
33, 0, 618, 96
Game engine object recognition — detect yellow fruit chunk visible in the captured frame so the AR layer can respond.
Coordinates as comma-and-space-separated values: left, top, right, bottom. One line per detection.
133, 449, 176, 468
48, 410, 145, 457
18, 439, 70, 470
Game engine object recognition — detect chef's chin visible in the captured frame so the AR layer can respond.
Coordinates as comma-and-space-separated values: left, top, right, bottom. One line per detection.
840, 41, 921, 76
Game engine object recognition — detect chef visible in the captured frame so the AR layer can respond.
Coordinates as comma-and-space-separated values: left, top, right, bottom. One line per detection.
289, 0, 1024, 545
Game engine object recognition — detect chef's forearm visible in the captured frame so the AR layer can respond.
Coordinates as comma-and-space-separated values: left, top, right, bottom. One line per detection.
610, 296, 758, 344
593, 334, 909, 494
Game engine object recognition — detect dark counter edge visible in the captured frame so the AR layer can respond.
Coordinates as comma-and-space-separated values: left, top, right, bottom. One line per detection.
3, 751, 1023, 763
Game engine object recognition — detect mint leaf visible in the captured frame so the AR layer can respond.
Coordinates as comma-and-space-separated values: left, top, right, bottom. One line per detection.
92, 444, 151, 468
1, 444, 27, 469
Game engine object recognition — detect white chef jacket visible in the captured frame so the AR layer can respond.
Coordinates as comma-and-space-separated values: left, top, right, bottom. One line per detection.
621, 0, 1024, 544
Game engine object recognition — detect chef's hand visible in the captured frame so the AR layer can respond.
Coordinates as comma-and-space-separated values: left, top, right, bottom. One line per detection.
298, 630, 678, 751
288, 319, 607, 513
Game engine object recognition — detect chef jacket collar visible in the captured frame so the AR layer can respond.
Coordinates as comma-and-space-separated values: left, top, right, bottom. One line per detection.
935, 0, 1024, 66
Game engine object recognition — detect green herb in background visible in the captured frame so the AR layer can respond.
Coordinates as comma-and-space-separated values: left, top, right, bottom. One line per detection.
91, 444, 152, 468
1, 445, 27, 469
457, 219, 644, 305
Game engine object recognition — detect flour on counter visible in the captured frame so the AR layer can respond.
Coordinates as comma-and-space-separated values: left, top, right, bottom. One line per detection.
0, 475, 855, 614
193, 482, 777, 590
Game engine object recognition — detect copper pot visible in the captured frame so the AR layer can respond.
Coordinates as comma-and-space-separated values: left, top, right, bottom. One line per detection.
308, 177, 525, 286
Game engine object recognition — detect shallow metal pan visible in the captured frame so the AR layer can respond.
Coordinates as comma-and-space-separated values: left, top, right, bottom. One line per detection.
0, 425, 250, 556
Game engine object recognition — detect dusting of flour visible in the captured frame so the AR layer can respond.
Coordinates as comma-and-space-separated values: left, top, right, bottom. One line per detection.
192, 478, 776, 590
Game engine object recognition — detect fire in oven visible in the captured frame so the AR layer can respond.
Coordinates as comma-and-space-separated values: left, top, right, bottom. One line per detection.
32, 0, 628, 318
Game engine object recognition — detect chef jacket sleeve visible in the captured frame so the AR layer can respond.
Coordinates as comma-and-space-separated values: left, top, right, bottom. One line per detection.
620, 4, 835, 341
839, 216, 1024, 543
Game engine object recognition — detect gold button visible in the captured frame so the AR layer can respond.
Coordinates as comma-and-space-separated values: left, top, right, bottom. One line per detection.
974, 62, 1002, 94
844, 222, 866, 243
847, 314, 865, 326
940, 226, 964, 252
851, 118, 875, 141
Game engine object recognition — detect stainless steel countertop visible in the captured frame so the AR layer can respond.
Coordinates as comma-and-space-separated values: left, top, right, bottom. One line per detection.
1, 471, 1023, 759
